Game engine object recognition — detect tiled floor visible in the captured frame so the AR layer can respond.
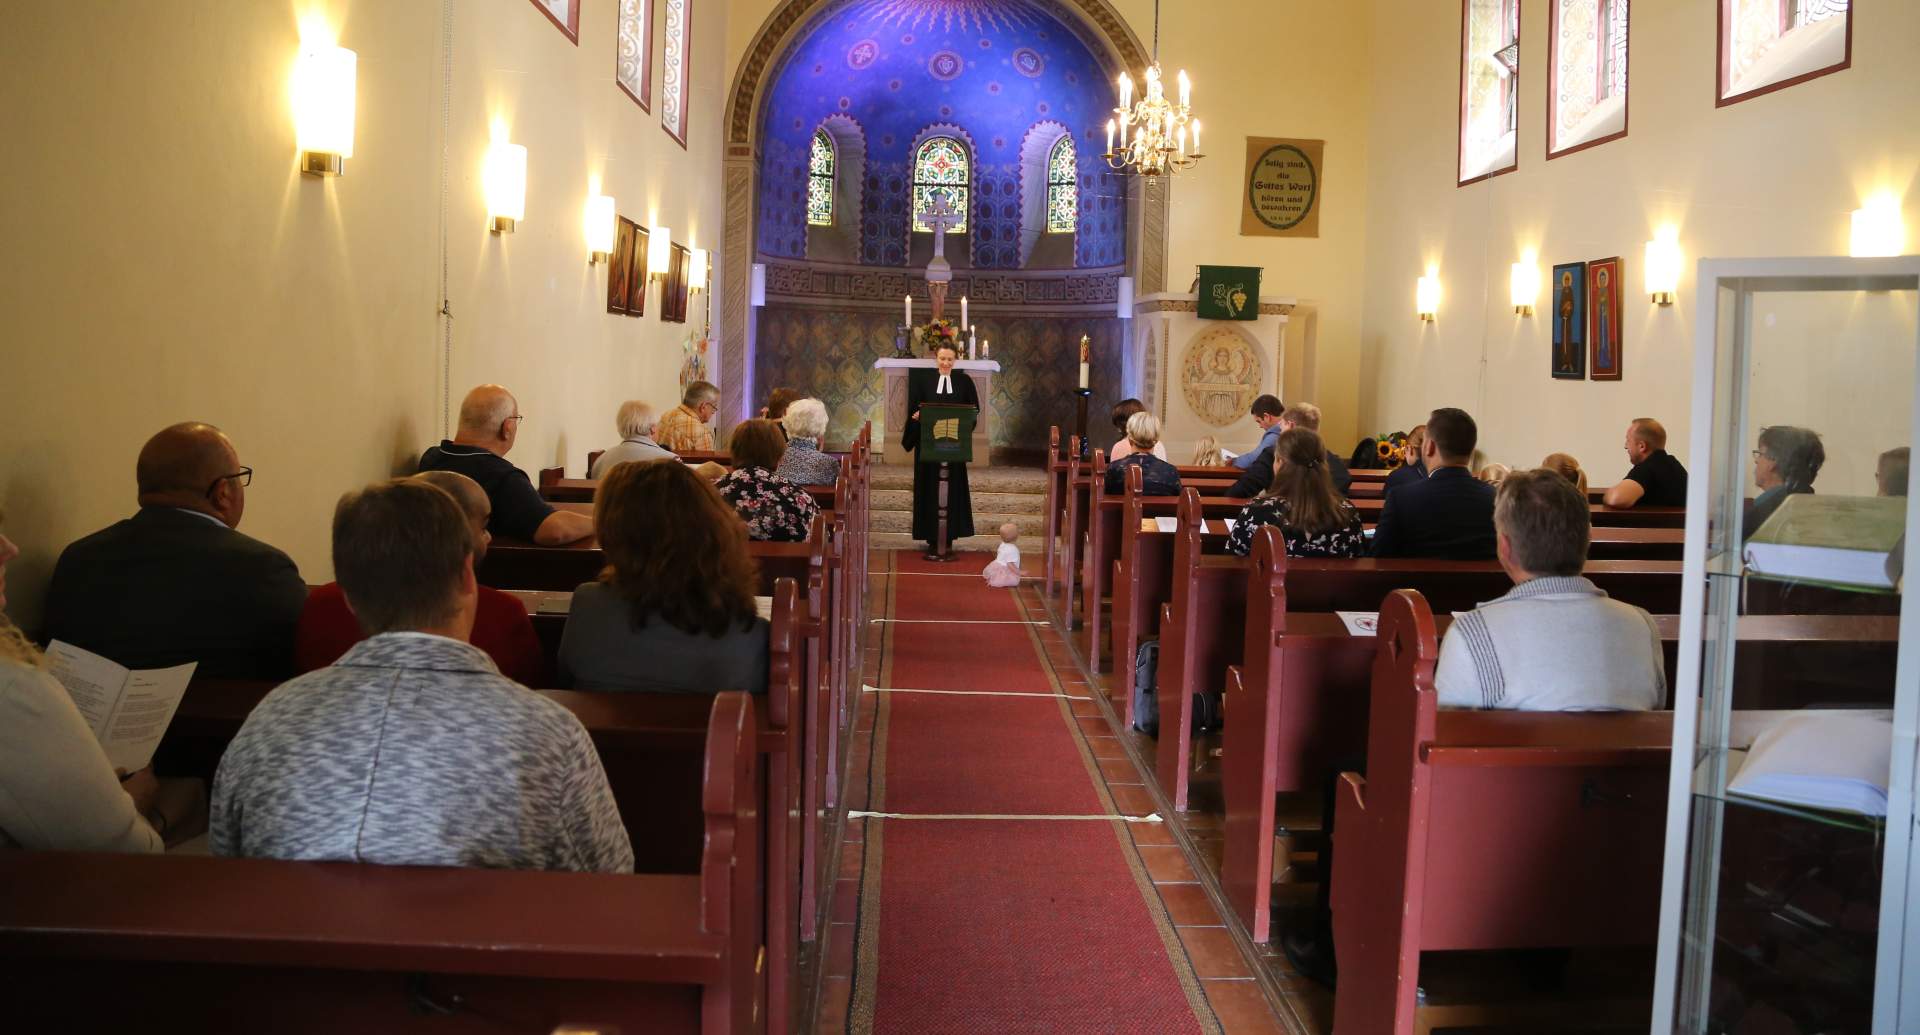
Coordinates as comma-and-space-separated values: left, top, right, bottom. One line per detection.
807, 566, 1295, 1034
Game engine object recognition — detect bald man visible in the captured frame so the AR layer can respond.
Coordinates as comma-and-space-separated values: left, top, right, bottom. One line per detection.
44, 422, 307, 679
417, 385, 593, 546
293, 471, 546, 685
1604, 418, 1689, 508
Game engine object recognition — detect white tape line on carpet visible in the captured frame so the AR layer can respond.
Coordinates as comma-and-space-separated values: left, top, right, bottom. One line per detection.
863, 684, 1095, 701
850, 811, 1164, 824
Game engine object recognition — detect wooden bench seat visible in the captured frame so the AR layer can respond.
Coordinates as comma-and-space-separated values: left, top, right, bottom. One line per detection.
0, 693, 763, 1035
1330, 591, 1671, 1035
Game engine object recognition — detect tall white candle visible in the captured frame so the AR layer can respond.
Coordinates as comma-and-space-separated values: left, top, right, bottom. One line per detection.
904, 294, 912, 327
1079, 361, 1090, 389
960, 295, 969, 329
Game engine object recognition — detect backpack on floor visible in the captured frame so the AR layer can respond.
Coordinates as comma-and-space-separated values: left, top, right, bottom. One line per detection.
1132, 640, 1160, 736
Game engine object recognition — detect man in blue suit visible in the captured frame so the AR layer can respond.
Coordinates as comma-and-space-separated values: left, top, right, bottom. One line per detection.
1372, 408, 1496, 560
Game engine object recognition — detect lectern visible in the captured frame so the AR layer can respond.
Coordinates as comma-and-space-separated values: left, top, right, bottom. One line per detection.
915, 402, 977, 560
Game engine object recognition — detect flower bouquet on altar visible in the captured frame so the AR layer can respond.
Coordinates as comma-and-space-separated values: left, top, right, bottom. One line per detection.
914, 317, 961, 355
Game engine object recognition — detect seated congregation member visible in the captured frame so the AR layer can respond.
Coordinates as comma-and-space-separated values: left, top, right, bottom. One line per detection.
1745, 424, 1825, 539
658, 380, 720, 453
760, 386, 800, 428
1229, 394, 1286, 469
717, 418, 820, 542
1542, 452, 1589, 495
1371, 408, 1496, 560
1603, 417, 1688, 509
0, 516, 164, 853
44, 422, 306, 679
1224, 429, 1366, 559
558, 460, 770, 696
1228, 402, 1351, 499
419, 384, 592, 546
1878, 446, 1909, 497
1381, 423, 1427, 495
776, 397, 844, 485
1436, 470, 1665, 711
295, 471, 544, 686
1104, 412, 1181, 496
212, 479, 632, 873
1477, 462, 1511, 486
589, 400, 673, 478
1107, 398, 1167, 460
1191, 435, 1224, 468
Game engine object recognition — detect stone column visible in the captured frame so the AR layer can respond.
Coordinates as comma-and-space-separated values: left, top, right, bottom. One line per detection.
719, 143, 757, 437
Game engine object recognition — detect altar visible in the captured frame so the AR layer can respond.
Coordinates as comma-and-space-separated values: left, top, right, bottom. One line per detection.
876, 358, 1001, 466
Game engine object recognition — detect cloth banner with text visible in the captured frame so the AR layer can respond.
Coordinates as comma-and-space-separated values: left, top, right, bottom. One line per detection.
1241, 137, 1323, 238
1196, 266, 1262, 321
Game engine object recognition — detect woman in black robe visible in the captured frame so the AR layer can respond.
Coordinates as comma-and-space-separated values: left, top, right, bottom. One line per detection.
901, 343, 977, 558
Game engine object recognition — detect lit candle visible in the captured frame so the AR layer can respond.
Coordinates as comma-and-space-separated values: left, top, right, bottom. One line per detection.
1106, 119, 1116, 153
1178, 70, 1190, 108
960, 295, 969, 329
1177, 123, 1187, 155
904, 294, 912, 328
1118, 73, 1132, 110
1079, 361, 1090, 389
983, 339, 990, 359
1191, 119, 1201, 153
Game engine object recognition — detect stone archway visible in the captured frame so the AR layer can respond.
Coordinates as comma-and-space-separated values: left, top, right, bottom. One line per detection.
717, 0, 1166, 429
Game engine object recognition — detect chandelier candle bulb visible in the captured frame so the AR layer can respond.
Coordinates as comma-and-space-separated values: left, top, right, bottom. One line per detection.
1106, 119, 1116, 153
1191, 120, 1200, 153
1178, 70, 1190, 108
1119, 73, 1133, 110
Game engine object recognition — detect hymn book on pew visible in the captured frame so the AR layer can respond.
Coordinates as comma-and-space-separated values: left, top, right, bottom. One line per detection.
44, 641, 195, 772
1743, 495, 1906, 591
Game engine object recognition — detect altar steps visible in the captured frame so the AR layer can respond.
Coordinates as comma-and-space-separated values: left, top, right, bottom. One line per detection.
868, 462, 1049, 556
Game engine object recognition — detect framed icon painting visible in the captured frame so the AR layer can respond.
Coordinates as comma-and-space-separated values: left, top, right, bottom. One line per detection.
1550, 260, 1587, 380
1587, 255, 1623, 381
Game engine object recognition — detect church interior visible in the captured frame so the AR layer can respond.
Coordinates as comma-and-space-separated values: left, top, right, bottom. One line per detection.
3, 0, 1918, 1032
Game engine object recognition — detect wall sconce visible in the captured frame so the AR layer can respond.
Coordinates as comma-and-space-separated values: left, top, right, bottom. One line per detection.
484, 141, 527, 233
1645, 232, 1682, 305
689, 247, 710, 291
750, 263, 768, 307
584, 194, 616, 263
294, 43, 357, 175
1851, 195, 1906, 258
1510, 260, 1538, 316
1416, 273, 1440, 321
648, 226, 672, 277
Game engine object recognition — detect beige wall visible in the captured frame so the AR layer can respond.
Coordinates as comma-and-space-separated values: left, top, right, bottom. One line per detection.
1357, 0, 1920, 489
722, 0, 1376, 453
0, 0, 727, 629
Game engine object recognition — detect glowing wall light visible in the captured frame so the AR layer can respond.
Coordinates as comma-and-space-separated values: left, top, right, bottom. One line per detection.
689, 247, 710, 291
648, 226, 672, 277
584, 194, 616, 263
484, 141, 528, 234
1510, 259, 1539, 316
293, 43, 357, 175
1851, 195, 1907, 258
1416, 272, 1440, 321
1645, 230, 1682, 305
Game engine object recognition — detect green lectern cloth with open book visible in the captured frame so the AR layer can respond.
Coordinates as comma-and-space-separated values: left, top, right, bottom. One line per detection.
916, 402, 976, 558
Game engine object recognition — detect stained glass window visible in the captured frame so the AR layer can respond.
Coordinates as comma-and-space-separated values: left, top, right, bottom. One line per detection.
1600, 0, 1628, 99
1795, 0, 1848, 25
1045, 136, 1076, 234
808, 130, 835, 227
660, 0, 689, 146
912, 137, 969, 234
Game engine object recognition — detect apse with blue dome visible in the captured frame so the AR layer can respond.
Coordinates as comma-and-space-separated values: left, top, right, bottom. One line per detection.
756, 0, 1124, 269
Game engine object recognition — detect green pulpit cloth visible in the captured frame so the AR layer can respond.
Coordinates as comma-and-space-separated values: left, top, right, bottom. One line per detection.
1197, 265, 1262, 320
915, 403, 977, 464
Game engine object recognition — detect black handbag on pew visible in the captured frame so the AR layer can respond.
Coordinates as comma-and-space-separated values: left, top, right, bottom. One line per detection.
1131, 640, 1222, 738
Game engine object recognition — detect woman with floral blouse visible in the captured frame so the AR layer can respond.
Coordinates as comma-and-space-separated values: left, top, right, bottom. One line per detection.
718, 419, 820, 542
1225, 428, 1367, 559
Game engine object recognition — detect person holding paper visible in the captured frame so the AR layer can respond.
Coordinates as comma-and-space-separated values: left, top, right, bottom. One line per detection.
43, 422, 307, 680
212, 480, 632, 873
0, 519, 164, 853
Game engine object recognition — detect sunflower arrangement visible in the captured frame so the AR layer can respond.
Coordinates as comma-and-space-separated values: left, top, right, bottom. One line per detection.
1374, 431, 1411, 468
915, 317, 961, 353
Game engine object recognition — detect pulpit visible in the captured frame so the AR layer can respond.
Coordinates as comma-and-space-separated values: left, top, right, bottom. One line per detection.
877, 358, 999, 466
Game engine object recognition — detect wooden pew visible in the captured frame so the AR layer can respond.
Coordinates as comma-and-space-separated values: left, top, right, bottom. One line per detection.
1346, 494, 1688, 529
1217, 529, 1899, 941
541, 467, 843, 512
1152, 492, 1687, 809
1330, 591, 1671, 1035
0, 693, 764, 1035
1055, 444, 1090, 625
1043, 427, 1070, 596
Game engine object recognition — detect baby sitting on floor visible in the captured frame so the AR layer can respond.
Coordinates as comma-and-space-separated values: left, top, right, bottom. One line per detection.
982, 522, 1022, 588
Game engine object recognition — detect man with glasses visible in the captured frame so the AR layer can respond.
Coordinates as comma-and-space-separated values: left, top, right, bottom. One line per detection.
657, 381, 720, 454
44, 422, 307, 679
417, 384, 593, 546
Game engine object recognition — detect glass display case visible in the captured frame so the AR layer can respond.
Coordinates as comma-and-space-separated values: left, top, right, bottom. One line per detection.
1655, 257, 1920, 1034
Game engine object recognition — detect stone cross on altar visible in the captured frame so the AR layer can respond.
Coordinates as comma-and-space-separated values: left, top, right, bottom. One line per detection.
922, 188, 959, 321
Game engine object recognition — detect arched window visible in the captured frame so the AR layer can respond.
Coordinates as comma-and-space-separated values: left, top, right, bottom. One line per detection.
912, 137, 969, 234
1045, 136, 1077, 234
807, 129, 835, 227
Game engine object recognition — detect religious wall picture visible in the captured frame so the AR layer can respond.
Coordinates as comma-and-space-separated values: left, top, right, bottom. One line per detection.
663, 242, 691, 324
1551, 260, 1587, 380
1587, 256, 1623, 381
1241, 138, 1323, 238
1179, 326, 1266, 428
607, 217, 637, 316
529, 0, 579, 44
626, 224, 651, 316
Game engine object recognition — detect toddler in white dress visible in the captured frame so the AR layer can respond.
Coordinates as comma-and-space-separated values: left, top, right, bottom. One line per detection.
982, 522, 1022, 588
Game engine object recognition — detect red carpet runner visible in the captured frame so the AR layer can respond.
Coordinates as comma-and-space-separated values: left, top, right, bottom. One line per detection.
847, 550, 1219, 1033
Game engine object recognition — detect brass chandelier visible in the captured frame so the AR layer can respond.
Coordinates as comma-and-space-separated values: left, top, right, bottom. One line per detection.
1102, 0, 1202, 178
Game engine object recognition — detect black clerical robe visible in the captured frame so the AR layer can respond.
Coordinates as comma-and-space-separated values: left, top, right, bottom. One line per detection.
902, 368, 978, 545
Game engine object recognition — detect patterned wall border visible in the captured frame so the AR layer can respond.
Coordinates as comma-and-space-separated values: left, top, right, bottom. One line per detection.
762, 258, 1124, 311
